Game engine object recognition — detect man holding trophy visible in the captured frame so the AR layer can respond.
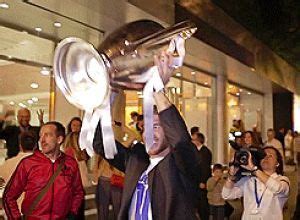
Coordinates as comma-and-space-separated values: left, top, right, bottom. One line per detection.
53, 20, 199, 219
93, 52, 201, 219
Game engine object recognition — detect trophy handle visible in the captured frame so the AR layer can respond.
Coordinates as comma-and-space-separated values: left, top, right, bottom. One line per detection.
133, 21, 197, 50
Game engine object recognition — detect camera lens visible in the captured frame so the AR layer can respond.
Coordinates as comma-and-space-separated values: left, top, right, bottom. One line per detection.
239, 154, 248, 165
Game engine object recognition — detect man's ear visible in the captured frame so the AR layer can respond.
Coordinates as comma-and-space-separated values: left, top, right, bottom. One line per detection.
57, 136, 64, 145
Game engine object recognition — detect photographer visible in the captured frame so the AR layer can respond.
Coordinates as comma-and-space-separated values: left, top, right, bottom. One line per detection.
222, 146, 290, 220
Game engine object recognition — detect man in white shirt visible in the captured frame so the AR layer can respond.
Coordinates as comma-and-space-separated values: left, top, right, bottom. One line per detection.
0, 131, 36, 185
265, 128, 284, 158
0, 131, 36, 210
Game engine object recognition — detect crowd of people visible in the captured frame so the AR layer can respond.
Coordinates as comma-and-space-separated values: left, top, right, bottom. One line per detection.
0, 55, 297, 220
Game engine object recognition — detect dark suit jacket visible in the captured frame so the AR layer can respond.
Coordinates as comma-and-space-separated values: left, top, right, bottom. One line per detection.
0, 123, 40, 158
93, 105, 200, 220
196, 145, 212, 185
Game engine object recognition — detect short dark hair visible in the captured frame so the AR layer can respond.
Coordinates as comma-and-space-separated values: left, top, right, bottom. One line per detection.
191, 126, 200, 135
43, 121, 66, 140
137, 114, 144, 122
130, 111, 139, 117
213, 163, 223, 172
67, 117, 82, 134
195, 132, 205, 144
19, 131, 37, 151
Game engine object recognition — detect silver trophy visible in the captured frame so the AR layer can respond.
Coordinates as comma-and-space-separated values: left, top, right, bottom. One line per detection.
53, 20, 197, 158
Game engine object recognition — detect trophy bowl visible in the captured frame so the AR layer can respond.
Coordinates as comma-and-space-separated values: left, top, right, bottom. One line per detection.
53, 20, 197, 111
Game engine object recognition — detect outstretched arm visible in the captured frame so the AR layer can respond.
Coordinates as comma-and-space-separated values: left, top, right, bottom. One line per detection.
93, 121, 129, 172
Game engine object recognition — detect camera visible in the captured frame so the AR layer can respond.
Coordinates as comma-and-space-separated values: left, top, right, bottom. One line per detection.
231, 147, 266, 167
229, 131, 242, 142
228, 133, 266, 181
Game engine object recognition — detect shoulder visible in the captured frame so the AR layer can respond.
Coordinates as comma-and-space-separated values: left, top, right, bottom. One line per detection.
235, 176, 252, 187
207, 177, 215, 183
18, 152, 36, 163
202, 146, 212, 154
63, 153, 78, 163
29, 126, 40, 133
2, 125, 19, 132
274, 174, 290, 184
6, 153, 36, 174
130, 142, 147, 155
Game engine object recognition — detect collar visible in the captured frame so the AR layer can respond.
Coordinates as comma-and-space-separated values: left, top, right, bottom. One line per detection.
197, 144, 204, 151
146, 148, 169, 174
35, 149, 63, 163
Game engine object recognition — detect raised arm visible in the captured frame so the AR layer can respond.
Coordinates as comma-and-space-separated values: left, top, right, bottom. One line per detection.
222, 165, 244, 200
154, 91, 190, 146
222, 182, 243, 200
93, 120, 129, 172
154, 91, 201, 183
254, 170, 289, 196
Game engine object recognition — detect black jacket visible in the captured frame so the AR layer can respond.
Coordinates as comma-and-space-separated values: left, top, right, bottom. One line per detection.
196, 145, 212, 185
93, 105, 200, 220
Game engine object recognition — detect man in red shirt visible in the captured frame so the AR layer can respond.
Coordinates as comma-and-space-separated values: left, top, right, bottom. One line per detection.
3, 121, 84, 219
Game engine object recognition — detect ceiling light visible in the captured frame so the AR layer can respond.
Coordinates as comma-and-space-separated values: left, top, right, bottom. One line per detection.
32, 97, 39, 102
7, 55, 12, 59
0, 3, 9, 9
251, 68, 255, 72
30, 83, 39, 89
34, 27, 42, 32
54, 22, 62, 28
191, 71, 196, 75
136, 91, 142, 95
236, 92, 240, 96
204, 82, 208, 85
247, 92, 252, 95
27, 99, 34, 104
9, 101, 15, 106
175, 72, 181, 77
18, 103, 27, 108
40, 67, 50, 76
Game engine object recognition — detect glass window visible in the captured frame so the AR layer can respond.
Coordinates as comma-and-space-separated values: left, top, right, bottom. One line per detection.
227, 84, 263, 132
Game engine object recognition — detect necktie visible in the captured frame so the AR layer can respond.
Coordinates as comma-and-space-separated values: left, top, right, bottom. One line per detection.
135, 172, 150, 220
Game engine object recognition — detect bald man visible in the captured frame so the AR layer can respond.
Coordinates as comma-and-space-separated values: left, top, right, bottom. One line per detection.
0, 108, 43, 158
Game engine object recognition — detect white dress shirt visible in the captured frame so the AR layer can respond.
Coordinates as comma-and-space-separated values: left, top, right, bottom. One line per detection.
129, 154, 166, 220
222, 173, 289, 220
